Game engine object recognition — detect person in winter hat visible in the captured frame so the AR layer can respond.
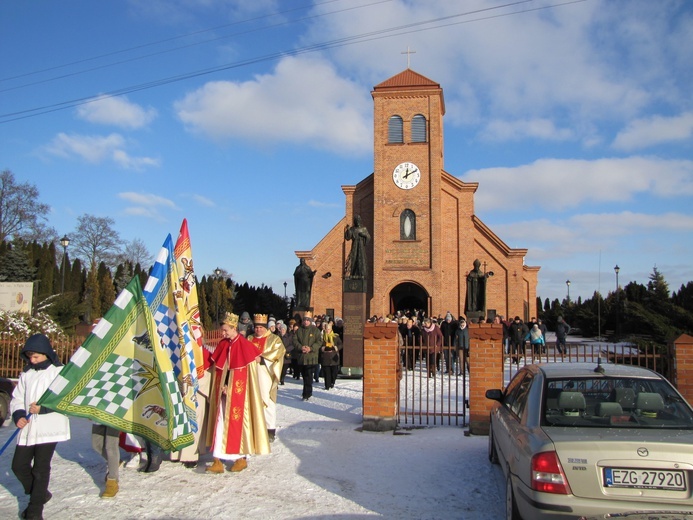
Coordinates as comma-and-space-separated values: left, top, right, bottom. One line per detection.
11, 334, 71, 520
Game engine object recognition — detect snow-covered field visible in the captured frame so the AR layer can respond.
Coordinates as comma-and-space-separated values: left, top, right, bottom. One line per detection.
0, 376, 506, 520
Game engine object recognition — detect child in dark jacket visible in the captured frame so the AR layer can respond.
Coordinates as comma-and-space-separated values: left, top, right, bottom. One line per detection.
10, 334, 71, 520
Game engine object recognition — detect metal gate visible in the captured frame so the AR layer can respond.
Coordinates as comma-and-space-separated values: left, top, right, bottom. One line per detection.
398, 341, 467, 427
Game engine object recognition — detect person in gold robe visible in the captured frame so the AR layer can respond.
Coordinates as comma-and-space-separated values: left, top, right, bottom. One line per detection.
205, 312, 269, 474
249, 314, 285, 443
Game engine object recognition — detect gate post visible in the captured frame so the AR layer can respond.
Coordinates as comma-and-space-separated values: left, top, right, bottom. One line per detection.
467, 323, 504, 435
670, 334, 693, 405
362, 322, 399, 431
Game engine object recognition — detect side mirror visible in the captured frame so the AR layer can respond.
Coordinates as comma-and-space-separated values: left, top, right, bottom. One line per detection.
485, 389, 503, 402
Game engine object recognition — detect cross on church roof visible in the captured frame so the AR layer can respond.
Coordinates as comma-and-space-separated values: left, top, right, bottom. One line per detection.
401, 46, 416, 68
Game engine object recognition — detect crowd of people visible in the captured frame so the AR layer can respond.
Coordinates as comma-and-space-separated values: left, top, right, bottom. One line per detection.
7, 311, 350, 518
8, 309, 570, 519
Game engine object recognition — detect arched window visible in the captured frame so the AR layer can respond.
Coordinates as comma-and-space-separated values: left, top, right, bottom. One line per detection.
411, 114, 427, 142
388, 115, 404, 143
400, 209, 416, 240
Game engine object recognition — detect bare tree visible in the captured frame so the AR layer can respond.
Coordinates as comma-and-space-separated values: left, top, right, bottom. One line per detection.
120, 238, 154, 270
71, 214, 122, 269
0, 170, 52, 242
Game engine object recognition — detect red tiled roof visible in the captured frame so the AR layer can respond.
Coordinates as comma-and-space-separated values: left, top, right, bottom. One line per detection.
374, 69, 440, 91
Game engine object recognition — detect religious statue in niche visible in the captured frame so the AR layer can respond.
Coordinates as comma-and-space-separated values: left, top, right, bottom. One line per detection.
293, 258, 316, 310
466, 259, 492, 319
344, 214, 371, 280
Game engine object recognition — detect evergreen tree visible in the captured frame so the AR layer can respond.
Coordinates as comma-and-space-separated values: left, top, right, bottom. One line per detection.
113, 261, 135, 293
84, 266, 101, 323
198, 282, 212, 331
0, 242, 36, 281
647, 266, 669, 302
98, 264, 116, 315
672, 282, 693, 313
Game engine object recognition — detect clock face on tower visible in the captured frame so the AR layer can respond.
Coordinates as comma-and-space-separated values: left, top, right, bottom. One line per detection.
392, 162, 421, 190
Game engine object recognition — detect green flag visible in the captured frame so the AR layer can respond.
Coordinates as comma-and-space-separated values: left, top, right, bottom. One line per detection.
38, 277, 193, 451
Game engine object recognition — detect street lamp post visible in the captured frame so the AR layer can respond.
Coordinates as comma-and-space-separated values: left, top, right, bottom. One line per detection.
283, 281, 287, 299
614, 265, 620, 340
566, 279, 571, 302
60, 235, 70, 293
614, 265, 620, 292
214, 267, 221, 327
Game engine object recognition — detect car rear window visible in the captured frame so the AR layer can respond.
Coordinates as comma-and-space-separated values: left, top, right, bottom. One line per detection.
542, 377, 693, 428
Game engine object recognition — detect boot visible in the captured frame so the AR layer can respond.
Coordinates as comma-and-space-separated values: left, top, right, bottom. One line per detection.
268, 429, 276, 443
229, 457, 247, 472
100, 478, 119, 498
143, 442, 162, 473
206, 458, 224, 474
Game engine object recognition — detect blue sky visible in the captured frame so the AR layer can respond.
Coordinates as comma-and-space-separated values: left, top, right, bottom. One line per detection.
1, 0, 692, 305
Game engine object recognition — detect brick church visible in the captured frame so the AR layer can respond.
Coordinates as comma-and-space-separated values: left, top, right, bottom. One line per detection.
296, 68, 539, 321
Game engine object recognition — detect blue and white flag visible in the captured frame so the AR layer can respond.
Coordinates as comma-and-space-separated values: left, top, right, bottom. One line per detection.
143, 234, 199, 434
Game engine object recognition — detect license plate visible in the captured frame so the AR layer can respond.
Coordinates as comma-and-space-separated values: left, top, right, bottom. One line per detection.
604, 468, 686, 490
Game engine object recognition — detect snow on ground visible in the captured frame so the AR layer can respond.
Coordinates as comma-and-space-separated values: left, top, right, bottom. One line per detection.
0, 376, 506, 520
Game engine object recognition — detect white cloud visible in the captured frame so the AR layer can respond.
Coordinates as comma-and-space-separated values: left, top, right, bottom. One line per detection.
303, 0, 690, 144
118, 192, 178, 209
192, 194, 215, 207
480, 118, 574, 142
308, 199, 340, 208
43, 133, 160, 170
464, 157, 693, 212
122, 206, 168, 222
77, 95, 157, 129
612, 112, 693, 150
118, 192, 178, 222
174, 56, 372, 155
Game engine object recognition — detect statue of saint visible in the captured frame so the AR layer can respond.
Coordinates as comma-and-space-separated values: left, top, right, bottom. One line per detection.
293, 258, 316, 310
344, 214, 370, 279
466, 259, 488, 314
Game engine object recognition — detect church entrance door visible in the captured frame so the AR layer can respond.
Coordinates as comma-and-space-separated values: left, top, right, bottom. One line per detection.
389, 282, 429, 315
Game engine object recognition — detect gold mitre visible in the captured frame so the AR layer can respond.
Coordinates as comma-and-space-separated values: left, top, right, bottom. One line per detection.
253, 314, 268, 327
222, 312, 239, 328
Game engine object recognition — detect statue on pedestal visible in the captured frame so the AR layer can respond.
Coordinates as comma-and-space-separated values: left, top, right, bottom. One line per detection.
466, 259, 492, 319
344, 214, 370, 280
293, 258, 316, 310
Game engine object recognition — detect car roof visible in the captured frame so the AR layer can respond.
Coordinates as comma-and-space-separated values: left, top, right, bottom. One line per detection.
532, 362, 662, 379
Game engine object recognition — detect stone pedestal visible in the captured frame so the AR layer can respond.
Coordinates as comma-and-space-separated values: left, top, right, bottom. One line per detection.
342, 280, 366, 371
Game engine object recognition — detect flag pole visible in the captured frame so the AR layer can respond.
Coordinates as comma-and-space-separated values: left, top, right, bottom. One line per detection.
0, 413, 30, 457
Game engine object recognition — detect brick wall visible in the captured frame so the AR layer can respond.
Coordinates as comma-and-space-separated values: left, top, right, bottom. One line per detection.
671, 334, 693, 405
361, 321, 504, 434
362, 322, 399, 431
467, 324, 504, 435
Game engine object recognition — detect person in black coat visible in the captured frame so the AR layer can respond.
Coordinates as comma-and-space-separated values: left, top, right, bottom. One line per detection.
399, 318, 421, 370
508, 316, 529, 364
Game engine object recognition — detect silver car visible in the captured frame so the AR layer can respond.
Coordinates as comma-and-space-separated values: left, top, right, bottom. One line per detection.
486, 363, 693, 520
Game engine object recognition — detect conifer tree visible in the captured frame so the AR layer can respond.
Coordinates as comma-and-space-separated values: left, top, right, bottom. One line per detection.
84, 266, 101, 323
98, 262, 116, 315
0, 243, 35, 282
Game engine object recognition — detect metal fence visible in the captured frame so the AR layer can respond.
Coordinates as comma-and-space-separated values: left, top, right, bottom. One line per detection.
502, 341, 668, 385
0, 335, 83, 379
0, 330, 226, 379
398, 342, 467, 427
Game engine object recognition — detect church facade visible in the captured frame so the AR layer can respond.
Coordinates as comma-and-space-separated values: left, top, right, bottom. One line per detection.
296, 69, 539, 321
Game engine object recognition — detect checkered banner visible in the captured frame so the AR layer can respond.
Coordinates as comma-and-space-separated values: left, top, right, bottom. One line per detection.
143, 234, 199, 434
37, 276, 194, 452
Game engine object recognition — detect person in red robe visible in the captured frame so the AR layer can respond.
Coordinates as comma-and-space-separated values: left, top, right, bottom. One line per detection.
205, 312, 270, 473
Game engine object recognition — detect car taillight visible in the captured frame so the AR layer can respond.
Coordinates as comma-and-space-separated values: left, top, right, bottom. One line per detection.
531, 451, 572, 495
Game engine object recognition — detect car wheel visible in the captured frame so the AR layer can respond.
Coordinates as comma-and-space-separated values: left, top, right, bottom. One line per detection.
0, 392, 9, 427
506, 474, 522, 520
488, 426, 499, 464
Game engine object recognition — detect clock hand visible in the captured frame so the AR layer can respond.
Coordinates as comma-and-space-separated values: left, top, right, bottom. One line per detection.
403, 167, 418, 179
